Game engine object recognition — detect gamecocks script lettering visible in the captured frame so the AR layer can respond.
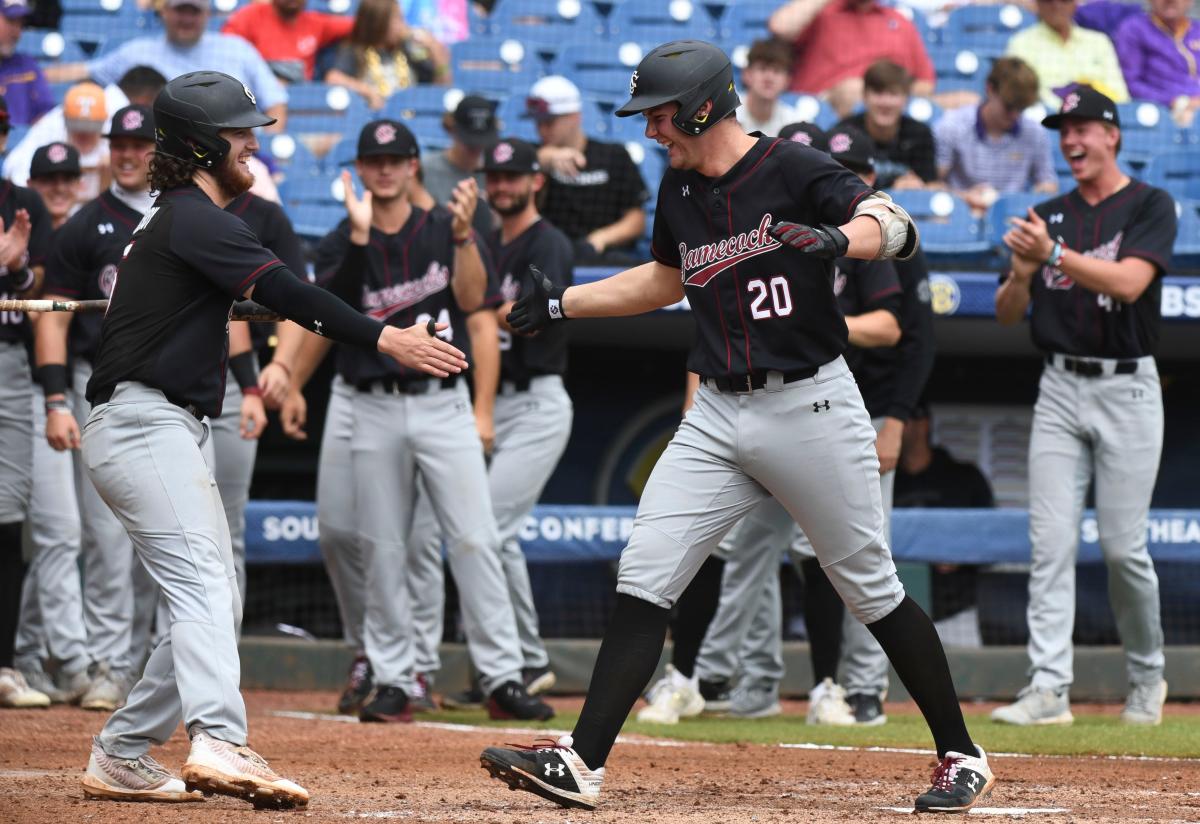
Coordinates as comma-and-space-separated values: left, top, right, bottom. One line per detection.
680, 214, 780, 287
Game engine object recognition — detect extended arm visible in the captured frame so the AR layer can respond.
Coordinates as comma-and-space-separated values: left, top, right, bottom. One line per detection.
586, 207, 646, 256
34, 303, 78, 450
845, 309, 901, 348
768, 0, 833, 41
448, 178, 487, 312
466, 309, 500, 453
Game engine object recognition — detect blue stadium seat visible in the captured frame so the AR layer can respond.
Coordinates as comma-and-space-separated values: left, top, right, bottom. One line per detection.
280, 173, 345, 238
892, 190, 990, 260
892, 3, 935, 47
258, 133, 321, 181
17, 30, 89, 65
607, 0, 719, 41
327, 136, 358, 172
383, 86, 474, 139
495, 95, 539, 142
986, 191, 1043, 248
905, 96, 942, 127
1145, 149, 1200, 201
452, 38, 542, 94
550, 39, 657, 97
929, 44, 985, 93
605, 111, 648, 143
1172, 200, 1200, 269
943, 3, 1033, 42
779, 93, 837, 129
573, 68, 636, 104
283, 83, 370, 135
489, 0, 607, 52
60, 2, 156, 45
718, 0, 778, 45
1116, 102, 1185, 170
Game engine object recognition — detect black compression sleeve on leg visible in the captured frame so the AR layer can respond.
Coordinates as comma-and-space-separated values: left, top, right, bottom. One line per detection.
669, 555, 725, 678
867, 595, 975, 758
0, 522, 27, 668
571, 594, 671, 770
800, 558, 845, 686
252, 267, 385, 351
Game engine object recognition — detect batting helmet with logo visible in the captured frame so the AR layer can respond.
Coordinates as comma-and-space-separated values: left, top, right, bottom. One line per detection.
614, 40, 740, 136
153, 71, 276, 168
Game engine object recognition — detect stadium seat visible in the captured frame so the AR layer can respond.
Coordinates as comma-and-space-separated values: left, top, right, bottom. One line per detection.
283, 83, 370, 136
451, 37, 542, 94
893, 4, 936, 47
891, 190, 990, 260
573, 68, 637, 103
717, 0, 779, 45
943, 3, 1033, 43
929, 44, 985, 93
279, 173, 346, 238
59, 1, 156, 45
905, 96, 942, 127
1115, 102, 1185, 170
258, 133, 321, 180
489, 0, 607, 53
550, 39, 659, 98
495, 95, 539, 142
16, 30, 89, 65
327, 136, 358, 172
986, 191, 1043, 248
779, 93, 837, 129
607, 0, 719, 41
384, 86, 472, 138
1142, 149, 1200, 201
1172, 199, 1200, 270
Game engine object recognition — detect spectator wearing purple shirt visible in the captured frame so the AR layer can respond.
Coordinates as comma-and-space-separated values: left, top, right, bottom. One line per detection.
0, 0, 53, 125
1113, 0, 1200, 125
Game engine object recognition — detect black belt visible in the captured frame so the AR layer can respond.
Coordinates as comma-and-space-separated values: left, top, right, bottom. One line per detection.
355, 374, 459, 395
703, 367, 819, 394
503, 372, 558, 392
1047, 355, 1138, 378
92, 385, 206, 421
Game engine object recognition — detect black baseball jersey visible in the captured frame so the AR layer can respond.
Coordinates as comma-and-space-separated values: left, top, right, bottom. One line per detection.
86, 185, 289, 417
834, 256, 902, 416
227, 192, 307, 351
482, 218, 574, 382
541, 138, 648, 246
651, 136, 875, 377
43, 190, 143, 364
850, 248, 936, 421
314, 206, 494, 385
1028, 181, 1176, 358
0, 179, 53, 343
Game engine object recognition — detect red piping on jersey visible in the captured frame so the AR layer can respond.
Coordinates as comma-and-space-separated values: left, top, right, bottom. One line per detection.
230, 194, 253, 216
403, 208, 432, 334
1094, 182, 1140, 248
698, 190, 732, 373
725, 138, 784, 373
237, 258, 281, 295
371, 239, 391, 286
1062, 194, 1087, 345
867, 285, 902, 302
844, 188, 871, 223
98, 192, 138, 228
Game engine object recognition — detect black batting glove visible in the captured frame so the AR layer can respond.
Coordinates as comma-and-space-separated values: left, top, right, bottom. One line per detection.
768, 221, 849, 259
505, 265, 567, 335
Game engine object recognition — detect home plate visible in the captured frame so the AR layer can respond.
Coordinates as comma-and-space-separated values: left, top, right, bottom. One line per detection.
881, 808, 1069, 817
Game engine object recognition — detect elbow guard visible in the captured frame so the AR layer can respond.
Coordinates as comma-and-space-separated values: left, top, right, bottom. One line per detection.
853, 192, 919, 261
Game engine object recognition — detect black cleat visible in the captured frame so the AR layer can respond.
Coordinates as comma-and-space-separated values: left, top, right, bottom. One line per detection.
358, 685, 412, 723
336, 655, 373, 716
522, 665, 556, 696
699, 677, 732, 713
847, 692, 887, 726
914, 747, 996, 812
487, 681, 555, 721
480, 735, 602, 810
441, 677, 484, 710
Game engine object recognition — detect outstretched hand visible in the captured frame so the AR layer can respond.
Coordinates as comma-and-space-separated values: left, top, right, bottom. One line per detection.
505, 266, 566, 336
378, 321, 468, 377
1003, 207, 1054, 263
768, 221, 849, 259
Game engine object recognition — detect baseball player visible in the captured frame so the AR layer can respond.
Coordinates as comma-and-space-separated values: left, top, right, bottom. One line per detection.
284, 119, 553, 724
993, 86, 1177, 727
16, 105, 158, 713
77, 71, 467, 807
0, 92, 53, 709
685, 124, 938, 726
480, 41, 994, 814
25, 142, 84, 229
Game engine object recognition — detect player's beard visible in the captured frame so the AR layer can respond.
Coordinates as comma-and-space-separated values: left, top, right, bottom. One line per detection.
214, 152, 255, 200
492, 188, 531, 218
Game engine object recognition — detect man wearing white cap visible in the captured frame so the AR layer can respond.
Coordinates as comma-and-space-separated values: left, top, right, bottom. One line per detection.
527, 75, 648, 264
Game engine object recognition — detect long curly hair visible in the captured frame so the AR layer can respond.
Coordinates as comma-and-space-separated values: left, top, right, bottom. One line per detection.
148, 151, 195, 193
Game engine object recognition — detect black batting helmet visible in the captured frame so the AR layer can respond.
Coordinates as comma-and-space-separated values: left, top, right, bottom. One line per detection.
153, 71, 276, 169
615, 40, 740, 136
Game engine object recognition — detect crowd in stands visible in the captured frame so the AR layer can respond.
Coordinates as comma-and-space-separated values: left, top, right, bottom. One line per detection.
1, 0, 1197, 258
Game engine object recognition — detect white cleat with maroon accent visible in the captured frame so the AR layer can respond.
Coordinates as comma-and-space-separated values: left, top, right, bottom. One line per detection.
181, 731, 309, 809
81, 738, 202, 802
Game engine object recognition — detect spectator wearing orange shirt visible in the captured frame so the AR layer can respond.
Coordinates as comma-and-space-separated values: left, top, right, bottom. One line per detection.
769, 0, 935, 117
222, 0, 354, 84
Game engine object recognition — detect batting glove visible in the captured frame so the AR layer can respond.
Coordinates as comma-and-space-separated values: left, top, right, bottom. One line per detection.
506, 265, 567, 335
768, 222, 849, 259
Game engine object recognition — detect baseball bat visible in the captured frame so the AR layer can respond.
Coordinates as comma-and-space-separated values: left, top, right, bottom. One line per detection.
0, 299, 282, 322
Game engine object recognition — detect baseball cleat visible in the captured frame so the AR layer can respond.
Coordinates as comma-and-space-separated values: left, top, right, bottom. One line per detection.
699, 677, 732, 714
480, 735, 603, 810
81, 738, 202, 802
729, 681, 782, 719
441, 678, 484, 710
181, 731, 309, 810
806, 677, 856, 726
990, 686, 1073, 726
847, 692, 888, 726
410, 674, 438, 713
488, 681, 555, 721
636, 664, 704, 724
1121, 680, 1167, 726
359, 685, 413, 723
522, 665, 556, 696
80, 664, 130, 712
914, 746, 996, 812
336, 654, 373, 715
0, 668, 50, 708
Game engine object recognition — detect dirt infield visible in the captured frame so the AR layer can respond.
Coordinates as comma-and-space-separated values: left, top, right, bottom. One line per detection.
2, 691, 1199, 823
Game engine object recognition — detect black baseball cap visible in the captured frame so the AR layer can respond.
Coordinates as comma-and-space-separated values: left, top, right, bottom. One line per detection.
104, 104, 155, 142
827, 125, 876, 173
452, 95, 499, 148
779, 122, 828, 152
1042, 85, 1120, 130
482, 138, 540, 174
355, 119, 419, 161
30, 142, 82, 179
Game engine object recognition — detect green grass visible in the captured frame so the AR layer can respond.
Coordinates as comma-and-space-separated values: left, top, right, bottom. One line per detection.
419, 708, 1200, 759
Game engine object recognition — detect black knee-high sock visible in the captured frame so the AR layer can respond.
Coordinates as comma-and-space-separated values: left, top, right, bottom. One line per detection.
572, 594, 671, 770
800, 558, 844, 686
0, 521, 27, 668
867, 595, 975, 758
668, 556, 724, 678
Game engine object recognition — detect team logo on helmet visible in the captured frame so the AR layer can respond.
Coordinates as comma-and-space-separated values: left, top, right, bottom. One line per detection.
493, 142, 514, 164
629, 70, 638, 96
243, 83, 256, 105
48, 143, 68, 164
375, 123, 397, 145
1062, 92, 1080, 114
122, 109, 144, 131
98, 264, 118, 298
829, 133, 852, 154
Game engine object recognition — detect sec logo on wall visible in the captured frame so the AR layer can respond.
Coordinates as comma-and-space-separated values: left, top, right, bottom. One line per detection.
928, 274, 961, 316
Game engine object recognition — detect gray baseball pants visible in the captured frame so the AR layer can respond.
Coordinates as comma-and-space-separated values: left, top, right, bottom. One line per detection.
352, 380, 523, 696
210, 376, 259, 608
617, 358, 904, 630
84, 382, 245, 758
1027, 354, 1164, 692
0, 341, 32, 524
